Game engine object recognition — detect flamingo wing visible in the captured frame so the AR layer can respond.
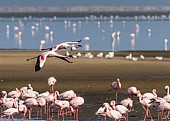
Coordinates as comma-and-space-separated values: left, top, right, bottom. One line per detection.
35, 55, 47, 72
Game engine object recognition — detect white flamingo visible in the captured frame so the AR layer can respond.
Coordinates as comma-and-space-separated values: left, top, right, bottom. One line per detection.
163, 85, 170, 103
26, 50, 73, 72
1, 98, 19, 121
59, 90, 76, 100
69, 96, 84, 121
48, 77, 57, 93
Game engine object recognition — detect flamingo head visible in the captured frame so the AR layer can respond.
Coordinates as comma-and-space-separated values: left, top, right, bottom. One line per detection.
165, 85, 169, 90
1, 91, 7, 96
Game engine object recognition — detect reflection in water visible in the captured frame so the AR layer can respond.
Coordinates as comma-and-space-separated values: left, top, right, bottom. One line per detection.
0, 15, 170, 50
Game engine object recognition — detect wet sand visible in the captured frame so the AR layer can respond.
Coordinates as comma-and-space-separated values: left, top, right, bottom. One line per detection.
0, 50, 170, 120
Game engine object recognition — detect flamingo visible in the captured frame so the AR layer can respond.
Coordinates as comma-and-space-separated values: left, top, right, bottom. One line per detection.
23, 97, 38, 119
48, 77, 57, 93
126, 86, 139, 99
103, 108, 123, 121
109, 78, 121, 103
163, 85, 170, 103
8, 88, 21, 98
69, 96, 84, 121
21, 89, 39, 99
36, 97, 46, 119
149, 98, 170, 120
137, 89, 158, 121
38, 91, 50, 98
59, 90, 77, 101
18, 102, 27, 120
45, 91, 59, 120
1, 98, 19, 121
120, 98, 133, 111
41, 40, 82, 51
95, 103, 113, 121
20, 83, 33, 93
110, 100, 129, 121
51, 100, 74, 121
26, 50, 73, 72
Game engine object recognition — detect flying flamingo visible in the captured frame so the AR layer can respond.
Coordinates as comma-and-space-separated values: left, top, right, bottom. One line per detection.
69, 96, 84, 121
41, 40, 82, 51
1, 98, 19, 121
26, 50, 73, 72
48, 77, 57, 93
109, 78, 121, 103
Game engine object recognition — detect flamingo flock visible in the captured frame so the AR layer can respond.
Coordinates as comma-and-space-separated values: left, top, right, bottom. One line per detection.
96, 79, 170, 121
0, 77, 84, 121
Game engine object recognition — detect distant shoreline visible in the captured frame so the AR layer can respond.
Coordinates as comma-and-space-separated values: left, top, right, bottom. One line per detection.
0, 6, 170, 17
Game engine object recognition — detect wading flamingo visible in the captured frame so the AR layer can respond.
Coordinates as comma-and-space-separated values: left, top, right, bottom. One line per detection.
48, 77, 57, 93
109, 78, 121, 103
1, 98, 19, 121
26, 50, 73, 72
69, 96, 84, 121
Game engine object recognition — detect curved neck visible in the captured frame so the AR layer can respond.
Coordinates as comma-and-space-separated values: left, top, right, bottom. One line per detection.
167, 86, 170, 96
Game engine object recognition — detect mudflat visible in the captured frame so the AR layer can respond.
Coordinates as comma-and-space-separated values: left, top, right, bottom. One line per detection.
0, 50, 169, 120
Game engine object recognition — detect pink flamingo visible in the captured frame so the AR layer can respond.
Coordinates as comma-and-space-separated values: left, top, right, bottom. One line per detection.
95, 103, 113, 121
102, 106, 123, 121
126, 86, 139, 99
26, 50, 73, 72
45, 91, 59, 120
18, 103, 27, 120
20, 83, 33, 93
137, 89, 157, 121
48, 77, 57, 93
36, 97, 46, 119
41, 40, 82, 51
110, 100, 129, 121
120, 98, 133, 111
1, 98, 19, 121
51, 100, 74, 121
109, 78, 121, 103
23, 97, 38, 119
8, 88, 21, 98
59, 90, 77, 101
69, 96, 84, 121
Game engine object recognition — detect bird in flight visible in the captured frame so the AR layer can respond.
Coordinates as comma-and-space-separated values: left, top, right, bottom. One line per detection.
41, 40, 82, 51
26, 50, 73, 72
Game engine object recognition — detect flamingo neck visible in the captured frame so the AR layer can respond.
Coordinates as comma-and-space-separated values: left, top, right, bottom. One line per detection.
167, 86, 169, 96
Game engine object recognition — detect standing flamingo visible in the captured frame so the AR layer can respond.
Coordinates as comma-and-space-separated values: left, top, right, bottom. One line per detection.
109, 78, 121, 103
36, 97, 46, 119
59, 90, 77, 101
48, 77, 57, 93
1, 98, 19, 121
110, 100, 129, 121
18, 102, 27, 120
8, 88, 21, 98
23, 97, 38, 119
120, 97, 133, 111
69, 96, 84, 121
163, 85, 170, 103
26, 50, 73, 72
137, 89, 158, 121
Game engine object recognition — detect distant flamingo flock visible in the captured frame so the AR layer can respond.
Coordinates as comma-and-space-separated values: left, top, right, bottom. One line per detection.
96, 79, 170, 121
0, 77, 84, 121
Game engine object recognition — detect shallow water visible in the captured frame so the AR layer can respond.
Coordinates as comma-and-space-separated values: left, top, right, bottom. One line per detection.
0, 15, 170, 51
